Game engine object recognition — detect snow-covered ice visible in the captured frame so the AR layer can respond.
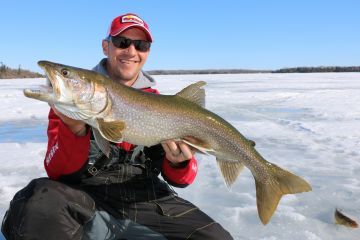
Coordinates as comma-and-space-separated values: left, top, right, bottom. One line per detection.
0, 73, 359, 239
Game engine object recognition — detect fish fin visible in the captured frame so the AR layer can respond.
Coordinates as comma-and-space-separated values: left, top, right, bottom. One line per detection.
216, 160, 245, 187
248, 139, 256, 147
96, 118, 125, 143
255, 164, 312, 225
181, 136, 214, 154
175, 81, 206, 107
92, 128, 111, 157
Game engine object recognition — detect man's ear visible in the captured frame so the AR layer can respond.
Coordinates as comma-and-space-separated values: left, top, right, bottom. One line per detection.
102, 40, 109, 56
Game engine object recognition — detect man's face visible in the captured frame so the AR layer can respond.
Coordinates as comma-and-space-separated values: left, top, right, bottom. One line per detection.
102, 28, 150, 86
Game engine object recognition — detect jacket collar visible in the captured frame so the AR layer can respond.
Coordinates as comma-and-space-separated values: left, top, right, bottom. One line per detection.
92, 58, 156, 89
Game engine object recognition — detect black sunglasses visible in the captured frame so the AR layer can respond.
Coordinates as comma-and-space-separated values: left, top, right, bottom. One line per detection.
110, 36, 151, 52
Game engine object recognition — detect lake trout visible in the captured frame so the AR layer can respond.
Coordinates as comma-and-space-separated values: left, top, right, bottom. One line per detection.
23, 60, 312, 224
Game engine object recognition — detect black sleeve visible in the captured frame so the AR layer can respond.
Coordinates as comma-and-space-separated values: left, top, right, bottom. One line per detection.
143, 144, 165, 175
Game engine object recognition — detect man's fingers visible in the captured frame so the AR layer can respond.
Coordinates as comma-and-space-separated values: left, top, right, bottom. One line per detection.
166, 140, 181, 155
161, 142, 171, 154
179, 143, 193, 159
161, 140, 195, 166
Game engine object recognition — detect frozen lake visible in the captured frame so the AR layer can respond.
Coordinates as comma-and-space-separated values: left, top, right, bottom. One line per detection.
0, 73, 359, 239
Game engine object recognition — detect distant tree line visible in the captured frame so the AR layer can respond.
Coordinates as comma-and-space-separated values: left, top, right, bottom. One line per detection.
0, 62, 44, 79
1, 61, 359, 79
272, 66, 360, 73
146, 69, 271, 75
147, 66, 360, 75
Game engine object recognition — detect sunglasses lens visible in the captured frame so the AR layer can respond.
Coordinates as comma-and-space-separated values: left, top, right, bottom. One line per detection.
111, 37, 150, 52
111, 37, 131, 49
134, 40, 151, 52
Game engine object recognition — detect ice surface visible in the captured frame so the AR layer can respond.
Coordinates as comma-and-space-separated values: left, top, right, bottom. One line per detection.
0, 73, 359, 239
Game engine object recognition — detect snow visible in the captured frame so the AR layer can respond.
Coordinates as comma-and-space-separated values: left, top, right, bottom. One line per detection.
1, 73, 360, 239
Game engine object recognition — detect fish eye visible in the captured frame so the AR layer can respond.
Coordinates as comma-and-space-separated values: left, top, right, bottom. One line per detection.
61, 69, 70, 77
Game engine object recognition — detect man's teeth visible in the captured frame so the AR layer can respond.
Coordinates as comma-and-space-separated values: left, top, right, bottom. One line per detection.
120, 59, 139, 63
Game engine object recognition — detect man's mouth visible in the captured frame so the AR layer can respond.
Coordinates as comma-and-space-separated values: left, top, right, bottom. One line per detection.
118, 59, 140, 64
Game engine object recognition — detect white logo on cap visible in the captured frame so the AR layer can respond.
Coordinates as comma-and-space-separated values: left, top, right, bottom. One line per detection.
122, 15, 144, 25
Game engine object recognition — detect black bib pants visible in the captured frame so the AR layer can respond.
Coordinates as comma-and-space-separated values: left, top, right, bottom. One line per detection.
2, 141, 233, 240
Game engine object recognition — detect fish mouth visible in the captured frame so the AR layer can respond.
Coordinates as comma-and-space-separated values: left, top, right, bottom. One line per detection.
37, 60, 59, 89
23, 85, 54, 102
23, 61, 59, 103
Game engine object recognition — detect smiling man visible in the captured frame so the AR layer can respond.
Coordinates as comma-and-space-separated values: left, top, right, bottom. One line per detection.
103, 30, 149, 85
2, 13, 233, 240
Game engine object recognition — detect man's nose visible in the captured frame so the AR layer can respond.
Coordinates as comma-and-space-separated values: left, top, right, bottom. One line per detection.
125, 43, 137, 54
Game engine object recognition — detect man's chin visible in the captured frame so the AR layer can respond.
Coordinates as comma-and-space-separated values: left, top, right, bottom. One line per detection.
114, 71, 138, 84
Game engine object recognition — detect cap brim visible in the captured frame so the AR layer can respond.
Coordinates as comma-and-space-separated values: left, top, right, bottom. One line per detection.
110, 24, 153, 42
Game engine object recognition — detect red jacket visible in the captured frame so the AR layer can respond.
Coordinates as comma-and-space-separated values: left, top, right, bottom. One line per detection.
44, 87, 197, 186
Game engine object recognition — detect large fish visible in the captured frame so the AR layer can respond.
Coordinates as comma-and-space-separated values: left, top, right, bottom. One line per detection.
24, 60, 312, 224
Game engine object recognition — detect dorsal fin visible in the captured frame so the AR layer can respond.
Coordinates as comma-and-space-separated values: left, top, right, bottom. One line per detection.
175, 81, 206, 107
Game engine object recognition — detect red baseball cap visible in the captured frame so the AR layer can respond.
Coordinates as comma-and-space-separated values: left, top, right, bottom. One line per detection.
107, 13, 153, 42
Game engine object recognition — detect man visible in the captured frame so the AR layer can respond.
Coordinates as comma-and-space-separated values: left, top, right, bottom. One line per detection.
2, 13, 233, 239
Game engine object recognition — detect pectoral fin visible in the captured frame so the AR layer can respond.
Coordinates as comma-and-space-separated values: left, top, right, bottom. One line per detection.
96, 118, 125, 143
92, 128, 111, 157
216, 160, 245, 188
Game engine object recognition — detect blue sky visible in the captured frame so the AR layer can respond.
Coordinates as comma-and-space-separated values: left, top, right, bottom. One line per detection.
1, 0, 359, 73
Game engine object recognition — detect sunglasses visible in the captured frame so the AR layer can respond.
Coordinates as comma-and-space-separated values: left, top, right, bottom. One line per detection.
110, 36, 151, 52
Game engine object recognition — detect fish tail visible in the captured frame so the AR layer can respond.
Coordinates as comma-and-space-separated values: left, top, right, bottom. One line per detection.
255, 163, 312, 225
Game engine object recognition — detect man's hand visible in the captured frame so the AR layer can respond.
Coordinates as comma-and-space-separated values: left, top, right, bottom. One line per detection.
51, 106, 87, 136
161, 140, 195, 167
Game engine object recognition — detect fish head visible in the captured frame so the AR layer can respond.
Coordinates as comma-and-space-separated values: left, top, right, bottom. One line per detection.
24, 61, 109, 120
